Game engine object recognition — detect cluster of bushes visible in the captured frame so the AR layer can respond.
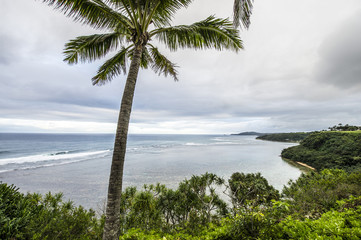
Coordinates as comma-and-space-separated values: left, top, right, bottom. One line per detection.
2, 169, 361, 239
256, 132, 310, 143
0, 183, 104, 239
281, 131, 361, 171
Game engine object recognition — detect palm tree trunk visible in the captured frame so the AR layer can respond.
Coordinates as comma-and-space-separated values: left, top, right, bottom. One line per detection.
103, 44, 143, 240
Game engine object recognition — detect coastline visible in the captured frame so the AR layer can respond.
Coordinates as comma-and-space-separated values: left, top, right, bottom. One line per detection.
256, 138, 301, 143
295, 161, 316, 171
282, 157, 316, 172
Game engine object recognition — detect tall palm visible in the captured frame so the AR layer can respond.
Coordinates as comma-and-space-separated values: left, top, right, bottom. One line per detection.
42, 0, 243, 239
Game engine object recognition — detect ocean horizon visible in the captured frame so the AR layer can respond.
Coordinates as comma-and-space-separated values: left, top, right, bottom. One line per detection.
0, 133, 302, 209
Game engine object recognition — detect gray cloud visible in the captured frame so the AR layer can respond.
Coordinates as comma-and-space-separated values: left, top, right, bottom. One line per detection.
1, 0, 361, 133
315, 10, 361, 89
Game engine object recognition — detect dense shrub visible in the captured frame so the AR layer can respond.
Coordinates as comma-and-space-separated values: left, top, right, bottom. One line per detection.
228, 172, 280, 210
119, 173, 228, 235
282, 169, 361, 218
0, 182, 103, 240
278, 198, 361, 240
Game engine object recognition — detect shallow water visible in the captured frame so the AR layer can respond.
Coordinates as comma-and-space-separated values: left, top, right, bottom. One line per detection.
0, 133, 301, 209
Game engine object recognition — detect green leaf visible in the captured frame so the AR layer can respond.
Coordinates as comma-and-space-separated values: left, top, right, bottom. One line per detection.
64, 32, 124, 64
149, 46, 178, 81
92, 46, 130, 85
152, 16, 243, 52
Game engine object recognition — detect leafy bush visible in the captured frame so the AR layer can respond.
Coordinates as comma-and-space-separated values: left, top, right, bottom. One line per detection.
282, 169, 361, 218
279, 202, 361, 239
228, 172, 280, 210
0, 182, 103, 240
119, 173, 228, 235
0, 183, 39, 239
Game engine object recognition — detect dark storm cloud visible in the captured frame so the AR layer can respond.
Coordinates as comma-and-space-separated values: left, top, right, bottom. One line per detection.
315, 11, 361, 89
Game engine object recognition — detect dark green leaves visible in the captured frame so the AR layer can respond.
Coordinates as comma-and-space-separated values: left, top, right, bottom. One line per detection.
42, 0, 132, 30
149, 46, 178, 81
153, 16, 243, 52
64, 32, 124, 64
92, 46, 130, 85
46, 0, 243, 84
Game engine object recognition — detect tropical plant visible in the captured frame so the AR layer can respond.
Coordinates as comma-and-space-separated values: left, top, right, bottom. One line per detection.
281, 131, 361, 171
228, 172, 280, 211
0, 182, 103, 240
282, 169, 361, 218
41, 0, 245, 239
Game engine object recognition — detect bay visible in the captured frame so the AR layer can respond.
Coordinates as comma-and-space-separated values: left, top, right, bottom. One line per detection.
0, 133, 301, 209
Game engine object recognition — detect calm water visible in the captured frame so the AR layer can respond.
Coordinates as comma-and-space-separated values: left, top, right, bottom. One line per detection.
0, 133, 301, 209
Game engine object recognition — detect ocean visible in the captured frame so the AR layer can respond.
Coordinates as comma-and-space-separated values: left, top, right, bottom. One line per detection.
0, 133, 301, 210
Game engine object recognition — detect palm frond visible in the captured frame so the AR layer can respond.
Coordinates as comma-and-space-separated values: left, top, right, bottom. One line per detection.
149, 45, 178, 81
91, 46, 131, 85
233, 0, 253, 29
150, 0, 194, 27
42, 0, 133, 30
110, 0, 193, 28
127, 46, 152, 69
64, 32, 124, 64
152, 16, 243, 52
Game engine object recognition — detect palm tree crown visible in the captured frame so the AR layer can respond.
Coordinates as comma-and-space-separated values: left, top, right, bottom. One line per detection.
44, 0, 242, 84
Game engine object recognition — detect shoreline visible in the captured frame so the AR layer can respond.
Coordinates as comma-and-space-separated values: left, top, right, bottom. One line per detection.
256, 138, 301, 143
282, 157, 316, 172
295, 161, 316, 171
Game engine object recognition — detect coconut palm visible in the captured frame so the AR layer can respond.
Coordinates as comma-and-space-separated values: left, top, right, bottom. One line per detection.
42, 0, 244, 239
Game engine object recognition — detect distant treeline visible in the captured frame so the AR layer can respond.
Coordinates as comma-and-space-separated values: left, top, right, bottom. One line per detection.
281, 131, 361, 172
256, 132, 310, 142
328, 123, 361, 131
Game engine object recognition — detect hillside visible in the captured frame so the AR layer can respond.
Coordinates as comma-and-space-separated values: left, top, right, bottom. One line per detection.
281, 131, 361, 172
231, 131, 265, 136
256, 132, 310, 142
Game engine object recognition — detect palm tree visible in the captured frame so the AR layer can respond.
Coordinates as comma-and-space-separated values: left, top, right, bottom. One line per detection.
42, 0, 246, 239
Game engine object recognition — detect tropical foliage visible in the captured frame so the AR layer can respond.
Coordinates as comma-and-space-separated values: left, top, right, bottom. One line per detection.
3, 169, 361, 239
256, 132, 310, 143
281, 131, 361, 171
0, 182, 103, 239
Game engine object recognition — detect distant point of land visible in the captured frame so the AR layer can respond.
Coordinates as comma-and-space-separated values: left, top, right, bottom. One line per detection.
231, 131, 266, 136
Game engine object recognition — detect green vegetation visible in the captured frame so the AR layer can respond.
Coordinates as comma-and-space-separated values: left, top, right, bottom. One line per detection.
281, 131, 361, 171
256, 132, 310, 142
0, 183, 103, 239
2, 169, 361, 239
328, 123, 361, 132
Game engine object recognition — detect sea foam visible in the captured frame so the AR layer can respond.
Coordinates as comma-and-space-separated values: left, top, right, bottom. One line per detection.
0, 150, 110, 166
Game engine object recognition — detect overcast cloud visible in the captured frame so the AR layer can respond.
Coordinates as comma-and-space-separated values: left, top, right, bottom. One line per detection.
1, 0, 361, 134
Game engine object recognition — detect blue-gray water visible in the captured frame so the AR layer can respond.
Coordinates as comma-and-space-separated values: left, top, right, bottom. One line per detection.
0, 133, 301, 209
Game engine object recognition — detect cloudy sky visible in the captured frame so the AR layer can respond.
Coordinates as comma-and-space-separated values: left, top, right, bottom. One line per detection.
1, 0, 361, 134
